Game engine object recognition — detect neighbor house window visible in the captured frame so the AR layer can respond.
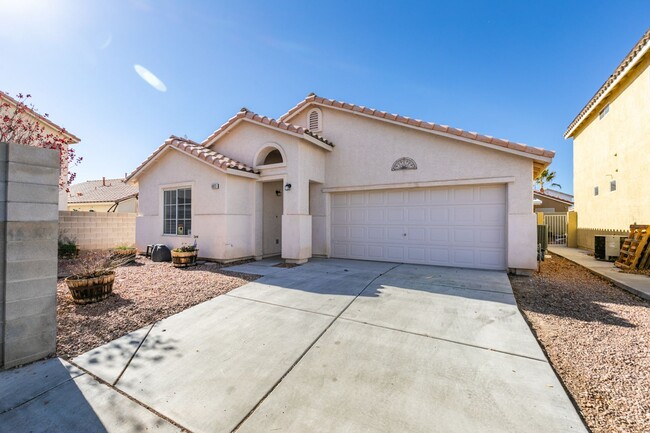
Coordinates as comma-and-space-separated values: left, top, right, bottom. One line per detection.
594, 186, 599, 196
610, 180, 617, 192
599, 104, 609, 119
164, 187, 191, 235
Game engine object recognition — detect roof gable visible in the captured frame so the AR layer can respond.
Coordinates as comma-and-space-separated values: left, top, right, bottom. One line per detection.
533, 190, 574, 206
202, 108, 333, 150
281, 94, 554, 178
565, 28, 650, 138
126, 135, 258, 182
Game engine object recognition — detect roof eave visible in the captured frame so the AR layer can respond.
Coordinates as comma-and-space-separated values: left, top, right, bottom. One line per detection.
564, 33, 650, 139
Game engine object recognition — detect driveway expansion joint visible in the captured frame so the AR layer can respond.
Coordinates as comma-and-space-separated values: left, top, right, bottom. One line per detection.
338, 317, 548, 363
66, 358, 194, 433
224, 293, 337, 318
0, 371, 87, 415
112, 322, 157, 386
230, 263, 403, 433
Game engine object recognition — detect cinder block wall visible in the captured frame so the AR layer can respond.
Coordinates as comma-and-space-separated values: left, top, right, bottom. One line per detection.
1, 142, 59, 369
59, 211, 136, 250
577, 227, 629, 251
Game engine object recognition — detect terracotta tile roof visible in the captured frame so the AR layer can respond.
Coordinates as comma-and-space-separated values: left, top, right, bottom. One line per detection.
127, 135, 258, 181
0, 91, 80, 143
202, 108, 334, 147
565, 28, 650, 138
533, 189, 574, 205
280, 93, 555, 159
68, 178, 138, 204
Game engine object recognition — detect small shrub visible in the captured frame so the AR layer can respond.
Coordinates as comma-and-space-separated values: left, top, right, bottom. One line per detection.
58, 237, 78, 258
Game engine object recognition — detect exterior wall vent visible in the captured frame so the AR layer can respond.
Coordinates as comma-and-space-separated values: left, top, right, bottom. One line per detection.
308, 108, 322, 132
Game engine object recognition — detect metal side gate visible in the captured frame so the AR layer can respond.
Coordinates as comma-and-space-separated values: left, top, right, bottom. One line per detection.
544, 213, 568, 245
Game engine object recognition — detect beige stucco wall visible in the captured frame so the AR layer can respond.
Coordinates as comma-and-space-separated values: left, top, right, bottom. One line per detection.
59, 211, 136, 250
288, 106, 539, 271
135, 105, 544, 270
572, 55, 650, 231
135, 148, 256, 260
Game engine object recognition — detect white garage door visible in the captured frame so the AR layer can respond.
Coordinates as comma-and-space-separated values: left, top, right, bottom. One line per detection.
330, 185, 506, 270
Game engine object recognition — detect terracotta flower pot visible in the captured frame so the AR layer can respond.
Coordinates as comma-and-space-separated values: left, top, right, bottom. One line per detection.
65, 271, 115, 304
171, 250, 198, 268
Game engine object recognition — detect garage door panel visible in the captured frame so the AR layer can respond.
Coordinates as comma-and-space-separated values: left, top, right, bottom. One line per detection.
349, 227, 366, 241
332, 208, 348, 224
453, 248, 476, 265
407, 227, 426, 241
407, 247, 426, 261
387, 227, 405, 241
430, 228, 450, 243
386, 246, 405, 261
430, 207, 450, 224
407, 190, 427, 204
331, 185, 506, 270
407, 207, 427, 223
386, 191, 405, 205
479, 205, 506, 225
453, 229, 475, 244
349, 244, 367, 258
387, 208, 404, 222
479, 228, 504, 246
479, 185, 506, 203
367, 208, 384, 222
452, 206, 476, 225
367, 227, 384, 241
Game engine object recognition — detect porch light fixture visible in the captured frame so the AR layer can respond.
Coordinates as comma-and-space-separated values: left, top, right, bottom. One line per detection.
211, 183, 219, 190
284, 183, 292, 191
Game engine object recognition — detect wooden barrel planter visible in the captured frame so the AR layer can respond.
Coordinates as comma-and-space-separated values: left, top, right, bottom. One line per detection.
65, 271, 115, 304
171, 250, 198, 268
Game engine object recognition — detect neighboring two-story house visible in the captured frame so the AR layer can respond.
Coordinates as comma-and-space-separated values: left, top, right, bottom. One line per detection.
565, 29, 650, 249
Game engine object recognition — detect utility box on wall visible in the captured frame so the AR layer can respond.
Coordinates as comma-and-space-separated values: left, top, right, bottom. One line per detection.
1, 142, 59, 369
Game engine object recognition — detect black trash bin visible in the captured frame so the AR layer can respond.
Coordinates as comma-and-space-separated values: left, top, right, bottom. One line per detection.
151, 244, 171, 262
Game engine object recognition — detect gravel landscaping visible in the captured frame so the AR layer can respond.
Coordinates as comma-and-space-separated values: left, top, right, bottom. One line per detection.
510, 253, 650, 433
57, 256, 259, 359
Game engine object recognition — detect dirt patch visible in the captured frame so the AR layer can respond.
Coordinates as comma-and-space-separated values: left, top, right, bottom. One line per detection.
273, 263, 300, 268
510, 253, 650, 433
57, 256, 259, 359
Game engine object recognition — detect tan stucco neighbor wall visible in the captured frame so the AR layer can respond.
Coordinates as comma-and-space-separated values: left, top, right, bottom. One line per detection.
572, 55, 650, 231
59, 211, 136, 250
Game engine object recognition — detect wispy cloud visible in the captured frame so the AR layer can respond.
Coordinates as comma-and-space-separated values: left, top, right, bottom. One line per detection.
99, 33, 112, 50
259, 35, 310, 55
134, 64, 167, 92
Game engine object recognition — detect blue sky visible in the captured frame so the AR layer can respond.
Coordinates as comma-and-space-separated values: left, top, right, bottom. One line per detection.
1, 0, 649, 194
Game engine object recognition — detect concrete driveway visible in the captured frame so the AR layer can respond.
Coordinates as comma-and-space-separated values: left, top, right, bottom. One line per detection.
0, 258, 587, 433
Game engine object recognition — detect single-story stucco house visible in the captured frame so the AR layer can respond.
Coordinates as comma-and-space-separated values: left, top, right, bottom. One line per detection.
127, 94, 554, 273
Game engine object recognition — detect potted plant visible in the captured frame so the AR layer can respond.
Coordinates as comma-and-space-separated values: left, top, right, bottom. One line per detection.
64, 252, 116, 304
171, 243, 199, 268
112, 244, 137, 263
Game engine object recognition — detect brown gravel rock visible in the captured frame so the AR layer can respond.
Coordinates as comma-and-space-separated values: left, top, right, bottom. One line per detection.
510, 253, 650, 433
57, 257, 258, 359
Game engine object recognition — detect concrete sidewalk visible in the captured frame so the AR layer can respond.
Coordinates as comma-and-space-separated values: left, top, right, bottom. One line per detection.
1, 259, 588, 433
549, 245, 650, 301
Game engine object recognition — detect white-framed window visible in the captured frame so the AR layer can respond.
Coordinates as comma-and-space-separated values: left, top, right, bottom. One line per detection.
599, 104, 610, 119
594, 186, 599, 196
307, 108, 322, 132
610, 180, 617, 192
163, 187, 192, 235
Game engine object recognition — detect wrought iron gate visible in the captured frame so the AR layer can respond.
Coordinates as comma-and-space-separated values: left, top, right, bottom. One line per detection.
543, 213, 568, 245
